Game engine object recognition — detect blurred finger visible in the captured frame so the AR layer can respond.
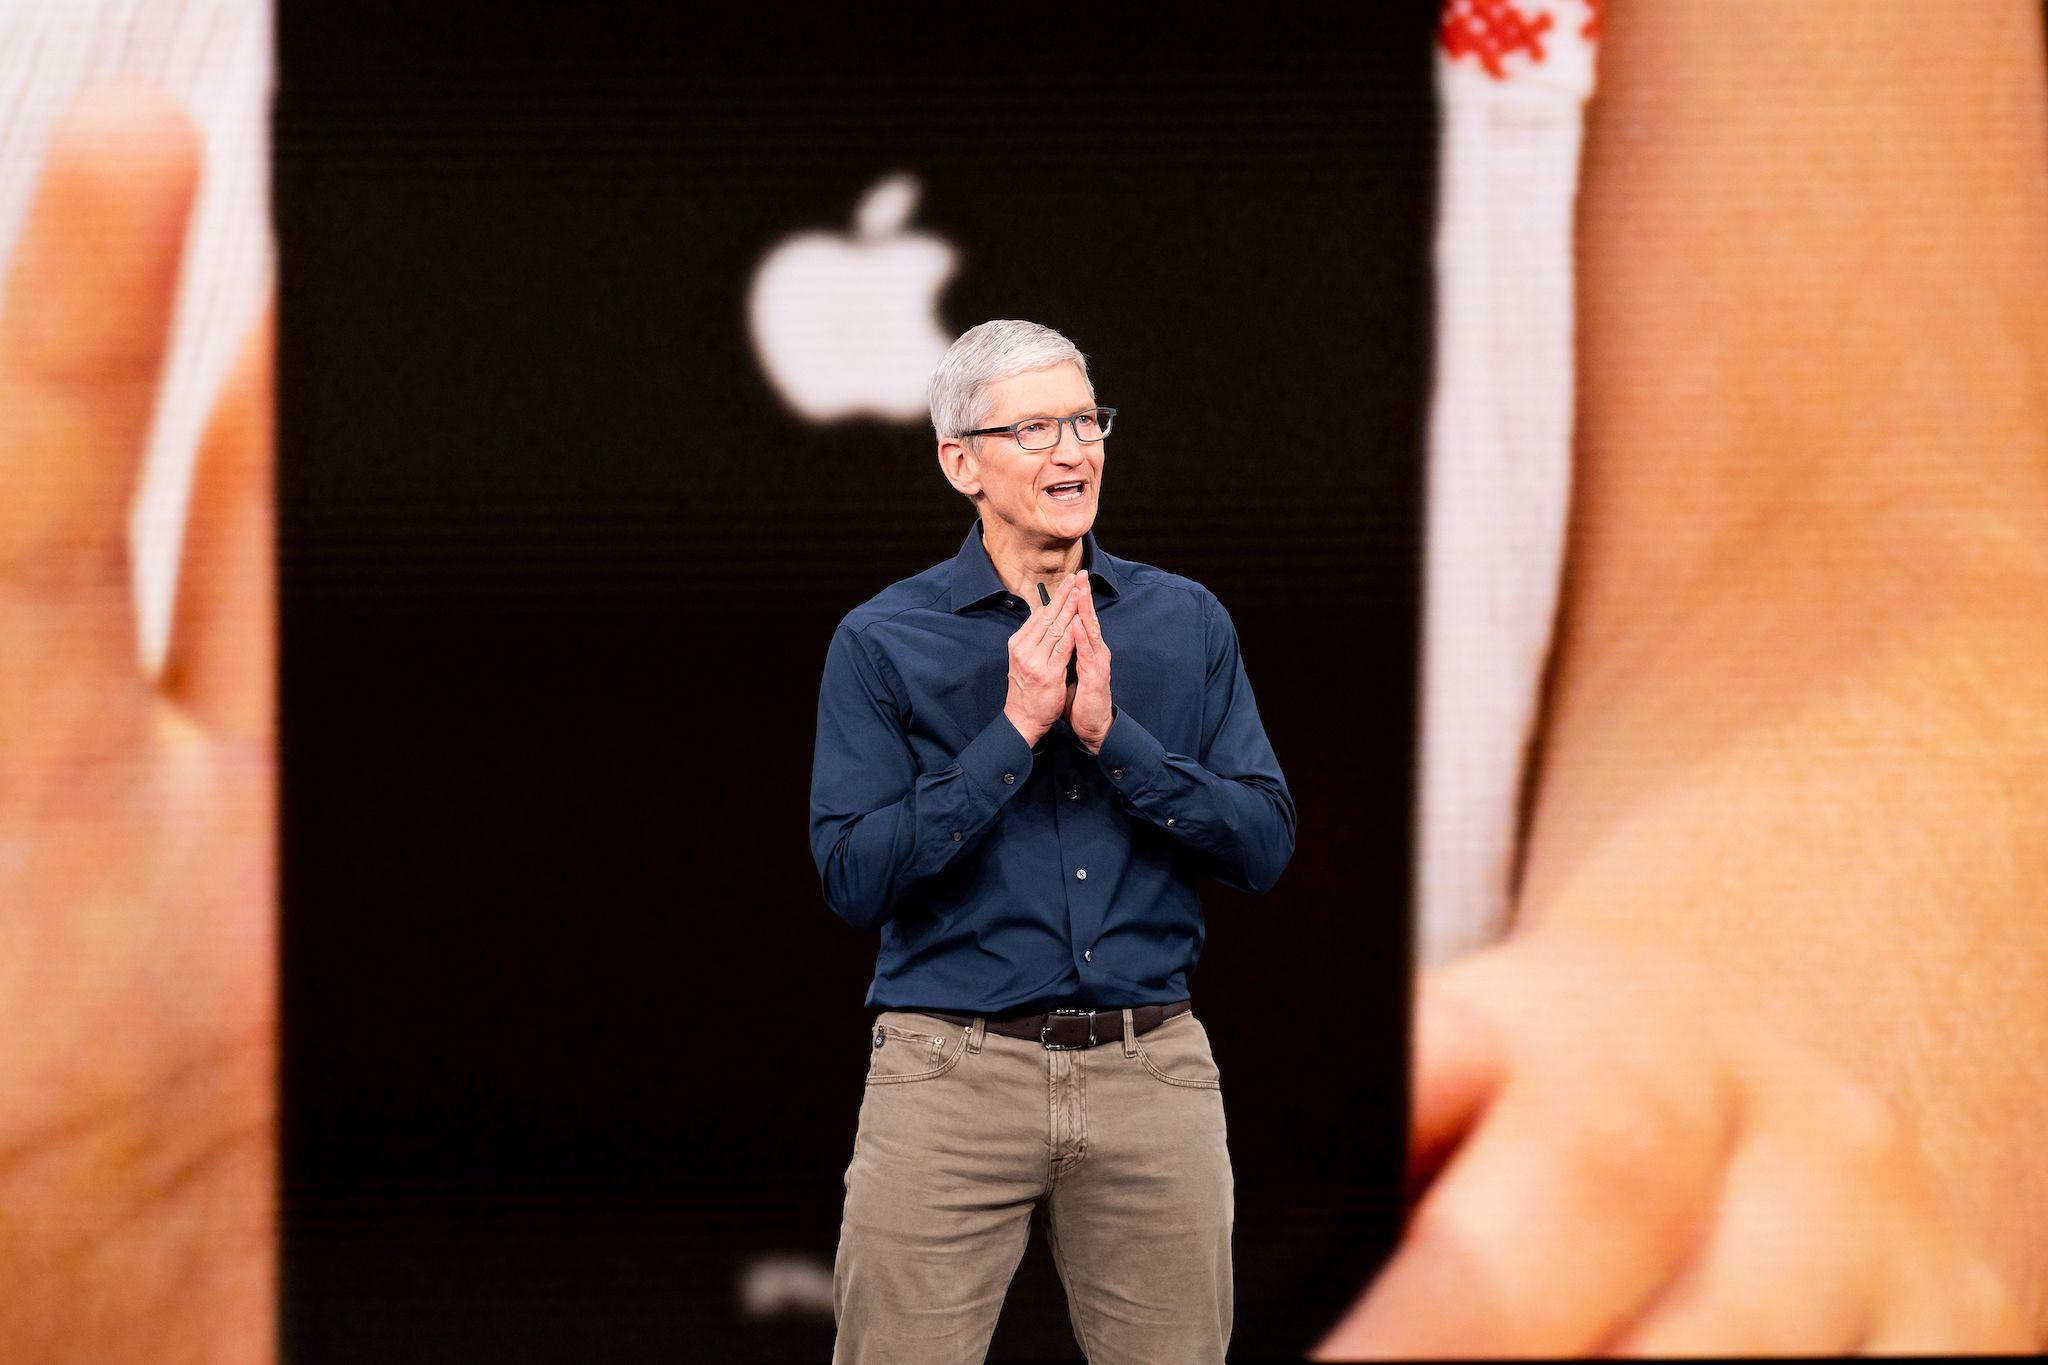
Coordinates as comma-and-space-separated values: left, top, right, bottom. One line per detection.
1404, 981, 1507, 1196
1314, 1058, 1726, 1357
0, 82, 199, 583
1077, 581, 1105, 659
1600, 1131, 1876, 1356
162, 303, 273, 741
1860, 1255, 2035, 1355
0, 83, 201, 786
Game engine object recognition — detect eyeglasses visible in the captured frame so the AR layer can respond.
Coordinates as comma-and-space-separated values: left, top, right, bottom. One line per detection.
961, 406, 1116, 451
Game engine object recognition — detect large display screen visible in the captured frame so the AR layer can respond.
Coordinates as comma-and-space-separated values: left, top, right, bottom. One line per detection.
275, 3, 1427, 1359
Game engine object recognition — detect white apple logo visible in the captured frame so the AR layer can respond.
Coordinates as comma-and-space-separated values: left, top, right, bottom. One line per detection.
747, 173, 958, 424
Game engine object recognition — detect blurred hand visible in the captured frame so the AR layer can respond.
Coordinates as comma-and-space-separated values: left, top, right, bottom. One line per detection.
1312, 936, 2033, 1358
0, 83, 273, 1363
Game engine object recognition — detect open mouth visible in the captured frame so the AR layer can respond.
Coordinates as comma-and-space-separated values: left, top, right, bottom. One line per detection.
1044, 481, 1087, 503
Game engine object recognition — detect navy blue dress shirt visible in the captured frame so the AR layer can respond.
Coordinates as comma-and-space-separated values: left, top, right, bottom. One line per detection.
809, 519, 1296, 1014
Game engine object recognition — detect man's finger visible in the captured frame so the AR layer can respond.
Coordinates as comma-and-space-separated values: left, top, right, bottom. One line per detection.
1072, 604, 1100, 678
1036, 579, 1082, 665
1080, 603, 1108, 685
162, 303, 273, 741
1035, 570, 1076, 616
0, 82, 200, 579
1073, 585, 1105, 671
1314, 1059, 1726, 1357
1027, 572, 1076, 649
1050, 610, 1079, 672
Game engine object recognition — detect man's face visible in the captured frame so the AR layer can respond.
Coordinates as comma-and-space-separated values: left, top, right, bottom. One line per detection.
941, 360, 1104, 547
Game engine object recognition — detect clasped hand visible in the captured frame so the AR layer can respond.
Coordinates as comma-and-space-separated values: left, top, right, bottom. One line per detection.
1001, 570, 1113, 754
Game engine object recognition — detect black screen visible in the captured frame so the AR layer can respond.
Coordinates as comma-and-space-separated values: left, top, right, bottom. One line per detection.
278, 4, 1432, 1358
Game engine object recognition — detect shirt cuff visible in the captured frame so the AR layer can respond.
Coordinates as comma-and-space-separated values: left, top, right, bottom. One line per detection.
1094, 705, 1167, 799
958, 711, 1036, 812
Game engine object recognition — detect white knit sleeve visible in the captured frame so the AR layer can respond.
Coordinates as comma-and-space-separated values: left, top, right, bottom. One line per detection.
1417, 0, 1599, 970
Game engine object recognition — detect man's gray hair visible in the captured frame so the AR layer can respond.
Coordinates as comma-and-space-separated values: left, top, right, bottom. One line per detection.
928, 320, 1092, 439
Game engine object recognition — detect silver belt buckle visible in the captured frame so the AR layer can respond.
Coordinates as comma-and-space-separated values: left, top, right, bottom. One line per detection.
1040, 1007, 1095, 1051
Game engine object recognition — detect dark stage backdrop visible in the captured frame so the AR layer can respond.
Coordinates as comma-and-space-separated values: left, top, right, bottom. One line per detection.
277, 4, 1433, 1360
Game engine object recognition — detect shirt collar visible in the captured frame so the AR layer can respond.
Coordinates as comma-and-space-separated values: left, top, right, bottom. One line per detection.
945, 518, 1124, 614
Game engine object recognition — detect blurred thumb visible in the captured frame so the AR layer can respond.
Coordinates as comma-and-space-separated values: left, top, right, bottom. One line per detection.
1407, 975, 1508, 1201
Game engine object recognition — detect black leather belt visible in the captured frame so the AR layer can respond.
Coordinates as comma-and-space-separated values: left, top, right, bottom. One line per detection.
919, 999, 1192, 1051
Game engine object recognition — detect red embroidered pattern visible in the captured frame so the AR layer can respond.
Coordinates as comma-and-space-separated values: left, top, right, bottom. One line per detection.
1440, 0, 1555, 79
1582, 0, 1600, 40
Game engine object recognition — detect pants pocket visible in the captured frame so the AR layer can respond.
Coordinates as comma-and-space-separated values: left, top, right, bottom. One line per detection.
865, 1012, 966, 1085
1133, 1012, 1222, 1089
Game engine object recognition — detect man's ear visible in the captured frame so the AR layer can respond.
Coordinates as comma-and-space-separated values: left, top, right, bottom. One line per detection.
937, 437, 981, 499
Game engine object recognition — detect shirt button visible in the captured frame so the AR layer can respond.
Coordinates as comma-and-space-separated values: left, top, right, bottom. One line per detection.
1065, 788, 1079, 801
1166, 818, 1176, 828
1003, 772, 1016, 784
1076, 868, 1087, 880
951, 830, 962, 842
1084, 950, 1093, 962
1111, 768, 1125, 780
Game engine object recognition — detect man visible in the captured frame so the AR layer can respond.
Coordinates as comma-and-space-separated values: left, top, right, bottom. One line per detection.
808, 319, 1297, 1364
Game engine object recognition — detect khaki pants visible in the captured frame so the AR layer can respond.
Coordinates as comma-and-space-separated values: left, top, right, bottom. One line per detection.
832, 1008, 1233, 1364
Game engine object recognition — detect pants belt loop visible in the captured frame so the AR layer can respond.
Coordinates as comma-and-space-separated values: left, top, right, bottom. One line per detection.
1121, 1007, 1137, 1058
966, 1016, 986, 1054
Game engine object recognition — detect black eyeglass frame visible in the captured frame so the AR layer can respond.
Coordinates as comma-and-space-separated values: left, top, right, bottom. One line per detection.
959, 406, 1117, 450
